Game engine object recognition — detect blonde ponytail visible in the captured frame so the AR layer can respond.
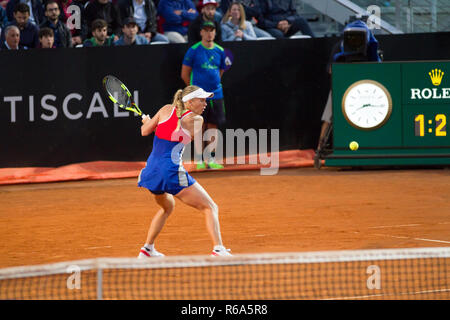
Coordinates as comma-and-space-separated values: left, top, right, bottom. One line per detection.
172, 85, 201, 131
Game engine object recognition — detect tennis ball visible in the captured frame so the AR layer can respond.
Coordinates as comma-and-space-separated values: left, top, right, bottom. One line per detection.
349, 141, 359, 151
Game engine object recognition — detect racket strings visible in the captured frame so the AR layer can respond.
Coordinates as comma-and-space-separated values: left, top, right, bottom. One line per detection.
105, 78, 130, 107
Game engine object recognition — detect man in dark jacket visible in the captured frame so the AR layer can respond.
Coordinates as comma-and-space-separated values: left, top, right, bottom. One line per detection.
1, 3, 39, 48
118, 0, 168, 42
40, 0, 72, 47
187, 0, 221, 44
6, 0, 45, 26
258, 0, 314, 38
0, 25, 28, 49
85, 0, 122, 40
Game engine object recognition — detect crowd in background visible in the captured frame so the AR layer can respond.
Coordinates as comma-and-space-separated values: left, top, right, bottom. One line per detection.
0, 0, 315, 50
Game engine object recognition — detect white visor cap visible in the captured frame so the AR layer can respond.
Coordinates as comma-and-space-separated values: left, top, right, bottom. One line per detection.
182, 88, 214, 102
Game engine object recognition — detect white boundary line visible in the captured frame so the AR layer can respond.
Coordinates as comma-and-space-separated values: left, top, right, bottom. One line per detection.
372, 233, 450, 244
324, 288, 450, 300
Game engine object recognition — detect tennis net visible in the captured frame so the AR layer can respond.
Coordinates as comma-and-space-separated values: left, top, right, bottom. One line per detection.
0, 247, 449, 300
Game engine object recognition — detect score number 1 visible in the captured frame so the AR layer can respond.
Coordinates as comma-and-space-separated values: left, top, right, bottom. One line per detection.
414, 114, 447, 137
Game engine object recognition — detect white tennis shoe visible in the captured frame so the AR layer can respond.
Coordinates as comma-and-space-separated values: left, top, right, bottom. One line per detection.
211, 245, 232, 256
138, 246, 165, 258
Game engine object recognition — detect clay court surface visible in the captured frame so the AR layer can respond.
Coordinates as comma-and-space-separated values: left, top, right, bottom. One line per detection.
0, 167, 449, 269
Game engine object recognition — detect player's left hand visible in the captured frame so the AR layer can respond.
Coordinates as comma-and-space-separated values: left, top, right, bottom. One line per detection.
142, 115, 151, 123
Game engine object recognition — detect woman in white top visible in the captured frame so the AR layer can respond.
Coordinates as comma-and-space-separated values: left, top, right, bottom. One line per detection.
221, 2, 257, 41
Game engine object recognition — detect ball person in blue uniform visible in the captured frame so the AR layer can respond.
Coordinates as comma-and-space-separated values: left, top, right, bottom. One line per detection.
181, 21, 227, 170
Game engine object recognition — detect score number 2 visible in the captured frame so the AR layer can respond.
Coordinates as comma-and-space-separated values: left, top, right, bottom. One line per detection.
414, 114, 447, 137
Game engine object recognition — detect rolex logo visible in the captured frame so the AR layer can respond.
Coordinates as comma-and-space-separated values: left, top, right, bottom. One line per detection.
429, 68, 444, 86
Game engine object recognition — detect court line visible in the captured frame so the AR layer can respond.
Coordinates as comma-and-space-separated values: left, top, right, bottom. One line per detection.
414, 238, 450, 244
368, 224, 422, 229
324, 288, 450, 300
372, 233, 450, 244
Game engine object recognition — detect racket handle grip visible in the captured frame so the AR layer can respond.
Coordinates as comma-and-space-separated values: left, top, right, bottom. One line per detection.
141, 114, 151, 122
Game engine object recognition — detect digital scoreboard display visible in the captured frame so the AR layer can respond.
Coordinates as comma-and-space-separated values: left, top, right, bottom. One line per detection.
325, 61, 450, 167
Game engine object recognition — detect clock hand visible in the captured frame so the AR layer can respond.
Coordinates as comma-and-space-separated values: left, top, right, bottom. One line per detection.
356, 103, 372, 111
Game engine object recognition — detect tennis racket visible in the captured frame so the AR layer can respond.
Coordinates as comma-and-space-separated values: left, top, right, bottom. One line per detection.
102, 75, 148, 119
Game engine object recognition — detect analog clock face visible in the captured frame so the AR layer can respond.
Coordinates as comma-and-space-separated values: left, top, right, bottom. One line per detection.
342, 80, 393, 130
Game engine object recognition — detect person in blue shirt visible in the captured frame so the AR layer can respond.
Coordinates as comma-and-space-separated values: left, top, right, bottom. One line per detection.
0, 6, 8, 31
181, 21, 226, 170
114, 17, 149, 45
157, 0, 198, 43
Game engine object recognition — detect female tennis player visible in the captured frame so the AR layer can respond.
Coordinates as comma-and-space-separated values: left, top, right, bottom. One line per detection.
137, 85, 232, 258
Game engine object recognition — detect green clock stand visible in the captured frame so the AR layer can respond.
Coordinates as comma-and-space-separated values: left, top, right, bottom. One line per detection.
324, 61, 450, 167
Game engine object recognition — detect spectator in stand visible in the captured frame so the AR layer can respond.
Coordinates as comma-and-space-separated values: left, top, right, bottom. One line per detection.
6, 0, 45, 26
157, 0, 198, 43
38, 26, 55, 48
114, 16, 150, 45
65, 0, 89, 46
258, 0, 314, 39
40, 0, 72, 47
221, 1, 256, 41
1, 0, 8, 9
56, 0, 73, 22
1, 3, 39, 48
85, 0, 122, 41
118, 0, 169, 43
187, 0, 221, 44
219, 0, 273, 39
1, 6, 7, 31
0, 24, 27, 49
83, 18, 115, 46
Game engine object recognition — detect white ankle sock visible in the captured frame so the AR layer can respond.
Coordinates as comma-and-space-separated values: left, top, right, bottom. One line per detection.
144, 244, 154, 251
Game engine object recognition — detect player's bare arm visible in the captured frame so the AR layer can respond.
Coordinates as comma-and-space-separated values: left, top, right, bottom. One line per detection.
183, 114, 204, 138
141, 107, 164, 136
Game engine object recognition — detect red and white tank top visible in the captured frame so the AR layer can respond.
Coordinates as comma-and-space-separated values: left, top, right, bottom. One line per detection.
155, 107, 193, 143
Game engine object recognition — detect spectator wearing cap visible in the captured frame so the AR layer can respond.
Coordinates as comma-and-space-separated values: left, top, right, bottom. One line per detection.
221, 1, 256, 41
157, 0, 198, 43
1, 3, 39, 48
181, 20, 227, 170
118, 0, 169, 43
187, 0, 221, 44
114, 16, 150, 45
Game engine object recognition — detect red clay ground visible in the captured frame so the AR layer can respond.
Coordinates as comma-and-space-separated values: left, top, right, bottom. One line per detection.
1, 167, 449, 268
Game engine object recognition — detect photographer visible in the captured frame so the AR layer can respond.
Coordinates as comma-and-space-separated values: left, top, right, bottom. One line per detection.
317, 19, 382, 151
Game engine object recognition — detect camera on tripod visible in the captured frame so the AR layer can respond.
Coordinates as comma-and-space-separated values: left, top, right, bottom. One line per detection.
334, 16, 382, 63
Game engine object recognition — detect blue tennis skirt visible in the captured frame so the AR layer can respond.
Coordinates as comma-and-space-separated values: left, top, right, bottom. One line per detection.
138, 136, 196, 195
